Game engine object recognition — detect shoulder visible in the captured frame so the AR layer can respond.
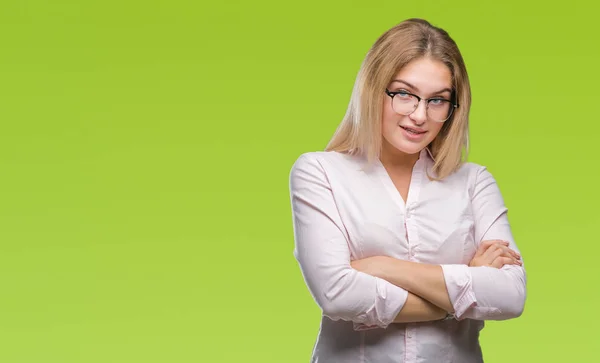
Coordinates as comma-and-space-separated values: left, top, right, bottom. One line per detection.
450, 161, 501, 196
290, 151, 365, 176
454, 161, 487, 178
289, 151, 368, 190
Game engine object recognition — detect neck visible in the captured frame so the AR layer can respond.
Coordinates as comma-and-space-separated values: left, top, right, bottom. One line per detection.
379, 140, 421, 172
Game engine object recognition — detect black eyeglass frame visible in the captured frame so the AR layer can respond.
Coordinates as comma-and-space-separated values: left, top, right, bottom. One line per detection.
384, 88, 460, 123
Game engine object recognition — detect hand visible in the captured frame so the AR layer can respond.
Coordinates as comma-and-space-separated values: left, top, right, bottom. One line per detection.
350, 256, 391, 279
469, 240, 522, 268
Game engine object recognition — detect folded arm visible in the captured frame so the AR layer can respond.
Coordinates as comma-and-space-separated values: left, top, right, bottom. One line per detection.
290, 154, 406, 328
360, 167, 527, 321
393, 290, 447, 323
290, 154, 446, 329
442, 167, 526, 320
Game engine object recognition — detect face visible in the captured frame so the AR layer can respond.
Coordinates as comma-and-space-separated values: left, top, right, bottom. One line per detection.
381, 57, 453, 159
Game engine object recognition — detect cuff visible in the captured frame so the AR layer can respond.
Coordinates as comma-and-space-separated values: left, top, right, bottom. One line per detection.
353, 278, 408, 331
441, 264, 477, 320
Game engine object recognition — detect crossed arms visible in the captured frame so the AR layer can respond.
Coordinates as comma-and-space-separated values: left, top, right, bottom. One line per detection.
290, 154, 527, 329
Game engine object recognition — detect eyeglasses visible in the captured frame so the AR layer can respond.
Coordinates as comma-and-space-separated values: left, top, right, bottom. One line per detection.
385, 89, 459, 123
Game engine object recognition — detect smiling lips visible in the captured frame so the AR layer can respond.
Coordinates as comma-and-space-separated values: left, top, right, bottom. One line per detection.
399, 125, 427, 135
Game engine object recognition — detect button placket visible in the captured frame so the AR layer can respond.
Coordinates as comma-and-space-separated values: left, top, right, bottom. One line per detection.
405, 206, 416, 260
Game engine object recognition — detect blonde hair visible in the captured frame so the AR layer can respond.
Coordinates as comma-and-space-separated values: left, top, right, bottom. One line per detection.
325, 18, 471, 180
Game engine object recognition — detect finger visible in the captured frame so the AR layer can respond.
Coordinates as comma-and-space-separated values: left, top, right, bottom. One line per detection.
485, 242, 515, 259
480, 245, 496, 261
490, 247, 505, 262
478, 246, 503, 266
492, 256, 522, 268
484, 240, 510, 252
508, 247, 521, 260
476, 240, 494, 256
496, 245, 514, 258
482, 245, 503, 261
510, 247, 521, 260
498, 245, 521, 260
491, 256, 514, 268
491, 257, 508, 268
477, 240, 505, 255
495, 241, 520, 259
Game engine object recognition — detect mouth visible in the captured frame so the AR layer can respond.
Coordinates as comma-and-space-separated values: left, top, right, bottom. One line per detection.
399, 125, 427, 135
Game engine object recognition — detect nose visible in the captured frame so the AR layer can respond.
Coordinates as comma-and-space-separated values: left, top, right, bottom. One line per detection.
409, 99, 427, 126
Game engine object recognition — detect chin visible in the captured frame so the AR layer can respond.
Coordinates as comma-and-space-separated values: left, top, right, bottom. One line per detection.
387, 139, 428, 156
382, 125, 435, 157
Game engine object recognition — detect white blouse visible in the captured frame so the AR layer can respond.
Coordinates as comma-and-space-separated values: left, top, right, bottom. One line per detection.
289, 148, 526, 363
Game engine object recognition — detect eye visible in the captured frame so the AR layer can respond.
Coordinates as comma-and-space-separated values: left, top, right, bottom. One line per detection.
395, 90, 412, 98
429, 98, 446, 105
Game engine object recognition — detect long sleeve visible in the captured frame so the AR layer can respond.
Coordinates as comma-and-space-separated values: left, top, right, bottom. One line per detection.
289, 153, 408, 328
441, 166, 527, 321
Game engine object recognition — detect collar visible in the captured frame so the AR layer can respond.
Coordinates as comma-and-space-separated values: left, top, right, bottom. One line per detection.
420, 146, 435, 162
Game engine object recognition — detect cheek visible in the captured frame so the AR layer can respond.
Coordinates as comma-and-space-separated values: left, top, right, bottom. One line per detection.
428, 123, 445, 139
382, 102, 394, 121
381, 104, 397, 131
382, 113, 404, 140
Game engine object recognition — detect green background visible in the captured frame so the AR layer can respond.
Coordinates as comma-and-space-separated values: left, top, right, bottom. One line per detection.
0, 0, 598, 362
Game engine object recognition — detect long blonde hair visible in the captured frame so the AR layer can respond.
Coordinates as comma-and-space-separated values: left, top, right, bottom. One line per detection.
325, 18, 471, 180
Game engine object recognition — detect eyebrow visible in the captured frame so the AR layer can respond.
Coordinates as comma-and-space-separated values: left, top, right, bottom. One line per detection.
390, 79, 452, 95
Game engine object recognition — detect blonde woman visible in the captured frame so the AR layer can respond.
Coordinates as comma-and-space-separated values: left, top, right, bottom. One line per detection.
289, 18, 526, 363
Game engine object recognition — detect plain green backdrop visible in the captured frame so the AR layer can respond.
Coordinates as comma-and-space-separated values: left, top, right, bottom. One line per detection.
0, 0, 598, 362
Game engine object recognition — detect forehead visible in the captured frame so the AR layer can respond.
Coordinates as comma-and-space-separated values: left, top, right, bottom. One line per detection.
391, 57, 452, 92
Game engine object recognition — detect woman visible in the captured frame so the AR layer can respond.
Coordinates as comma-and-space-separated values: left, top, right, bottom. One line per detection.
288, 18, 526, 363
